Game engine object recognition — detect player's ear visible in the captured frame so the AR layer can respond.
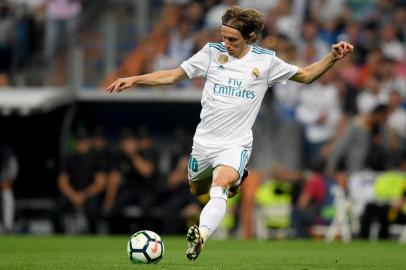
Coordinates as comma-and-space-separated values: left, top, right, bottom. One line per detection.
248, 32, 256, 44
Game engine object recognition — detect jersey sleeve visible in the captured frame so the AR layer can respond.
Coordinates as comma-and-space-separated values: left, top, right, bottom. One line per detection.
180, 43, 211, 79
267, 55, 299, 86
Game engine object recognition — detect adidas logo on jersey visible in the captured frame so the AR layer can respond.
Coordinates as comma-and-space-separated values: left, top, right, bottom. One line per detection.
217, 65, 225, 70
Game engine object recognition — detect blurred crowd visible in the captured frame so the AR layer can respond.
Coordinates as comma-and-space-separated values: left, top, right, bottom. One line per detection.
0, 0, 84, 86
1, 0, 406, 89
1, 0, 406, 240
50, 125, 201, 235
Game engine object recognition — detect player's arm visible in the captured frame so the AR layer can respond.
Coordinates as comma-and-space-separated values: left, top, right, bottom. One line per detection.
106, 67, 188, 93
290, 41, 353, 84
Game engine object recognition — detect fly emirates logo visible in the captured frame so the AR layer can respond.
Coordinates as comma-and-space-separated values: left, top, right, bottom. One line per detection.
213, 78, 255, 99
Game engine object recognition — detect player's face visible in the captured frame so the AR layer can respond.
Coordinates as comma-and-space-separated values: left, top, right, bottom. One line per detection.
220, 25, 249, 58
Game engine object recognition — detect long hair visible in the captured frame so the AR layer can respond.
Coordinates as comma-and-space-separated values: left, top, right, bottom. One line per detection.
221, 6, 264, 44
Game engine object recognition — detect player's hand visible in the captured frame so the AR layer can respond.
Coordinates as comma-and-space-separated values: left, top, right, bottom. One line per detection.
71, 193, 85, 208
331, 41, 353, 61
106, 77, 135, 93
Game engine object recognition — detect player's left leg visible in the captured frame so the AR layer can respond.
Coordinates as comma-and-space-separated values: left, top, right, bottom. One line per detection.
199, 165, 239, 238
187, 165, 238, 261
199, 147, 250, 239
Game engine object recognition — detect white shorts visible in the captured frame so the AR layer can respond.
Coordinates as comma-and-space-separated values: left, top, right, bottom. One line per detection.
188, 145, 251, 186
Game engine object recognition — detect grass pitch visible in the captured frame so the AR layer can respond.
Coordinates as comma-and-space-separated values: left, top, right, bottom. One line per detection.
0, 235, 406, 269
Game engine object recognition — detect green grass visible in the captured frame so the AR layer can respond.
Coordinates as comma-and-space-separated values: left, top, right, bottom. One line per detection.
0, 236, 406, 269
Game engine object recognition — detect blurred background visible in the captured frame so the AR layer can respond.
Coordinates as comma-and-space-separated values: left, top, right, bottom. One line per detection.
1, 0, 406, 242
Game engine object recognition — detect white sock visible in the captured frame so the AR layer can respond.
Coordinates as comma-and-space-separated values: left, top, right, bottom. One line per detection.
199, 186, 228, 242
2, 190, 15, 231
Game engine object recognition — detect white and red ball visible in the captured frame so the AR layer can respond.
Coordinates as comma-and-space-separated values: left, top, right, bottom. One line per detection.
127, 230, 164, 264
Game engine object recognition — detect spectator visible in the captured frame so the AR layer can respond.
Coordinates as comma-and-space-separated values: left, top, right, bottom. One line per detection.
333, 57, 359, 115
52, 128, 106, 234
360, 154, 406, 239
291, 160, 336, 238
0, 143, 18, 233
0, 2, 16, 86
357, 48, 382, 89
43, 0, 82, 84
386, 90, 406, 151
296, 20, 329, 65
296, 69, 342, 166
379, 22, 405, 63
91, 126, 112, 173
310, 0, 345, 26
90, 126, 119, 216
380, 57, 406, 98
154, 16, 195, 88
356, 76, 388, 114
326, 104, 388, 174
105, 127, 159, 233
13, 3, 38, 74
261, 8, 279, 40
134, 126, 160, 190
44, 0, 81, 63
272, 0, 305, 42
337, 21, 366, 65
393, 6, 406, 42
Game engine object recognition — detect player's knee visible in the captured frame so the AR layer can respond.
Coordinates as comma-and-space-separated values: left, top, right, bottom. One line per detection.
211, 177, 232, 189
212, 166, 239, 188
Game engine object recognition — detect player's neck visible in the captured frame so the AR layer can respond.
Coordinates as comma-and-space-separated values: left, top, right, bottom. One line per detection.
234, 45, 250, 59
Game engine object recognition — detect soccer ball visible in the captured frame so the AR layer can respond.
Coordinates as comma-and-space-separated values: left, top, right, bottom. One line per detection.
127, 230, 164, 264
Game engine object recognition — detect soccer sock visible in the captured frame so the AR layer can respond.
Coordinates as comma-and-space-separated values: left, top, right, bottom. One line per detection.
2, 190, 15, 231
199, 186, 228, 242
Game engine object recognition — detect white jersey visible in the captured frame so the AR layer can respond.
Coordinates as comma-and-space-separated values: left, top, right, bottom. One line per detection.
180, 42, 298, 149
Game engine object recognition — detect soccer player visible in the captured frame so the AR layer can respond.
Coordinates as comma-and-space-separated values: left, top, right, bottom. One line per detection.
106, 6, 353, 260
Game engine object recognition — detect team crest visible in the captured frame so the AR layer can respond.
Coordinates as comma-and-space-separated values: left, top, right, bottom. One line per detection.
218, 55, 228, 64
251, 67, 260, 79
